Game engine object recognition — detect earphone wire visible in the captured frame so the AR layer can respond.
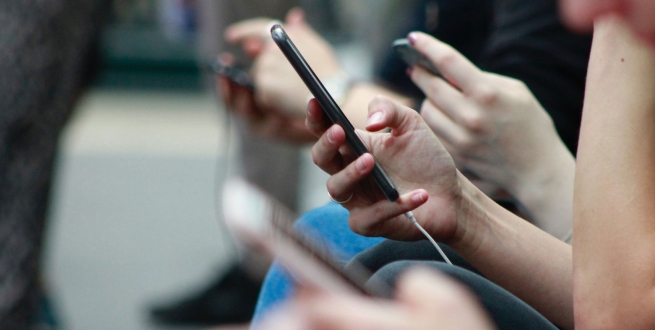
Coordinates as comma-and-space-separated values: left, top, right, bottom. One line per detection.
404, 211, 452, 265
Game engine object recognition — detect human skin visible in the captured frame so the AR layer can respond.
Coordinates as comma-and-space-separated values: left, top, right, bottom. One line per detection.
561, 0, 655, 46
223, 15, 577, 241
258, 268, 495, 330
407, 32, 575, 240
220, 8, 411, 139
572, 17, 655, 329
306, 96, 574, 328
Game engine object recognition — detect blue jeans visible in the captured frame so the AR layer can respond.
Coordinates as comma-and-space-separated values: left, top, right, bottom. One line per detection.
251, 203, 384, 324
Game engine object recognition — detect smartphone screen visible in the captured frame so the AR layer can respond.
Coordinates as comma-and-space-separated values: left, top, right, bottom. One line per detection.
270, 24, 399, 202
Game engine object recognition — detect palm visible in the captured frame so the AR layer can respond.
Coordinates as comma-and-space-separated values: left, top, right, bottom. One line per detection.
348, 116, 460, 241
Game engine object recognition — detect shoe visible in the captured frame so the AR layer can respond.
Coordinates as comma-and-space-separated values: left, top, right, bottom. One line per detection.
31, 295, 59, 330
150, 264, 262, 326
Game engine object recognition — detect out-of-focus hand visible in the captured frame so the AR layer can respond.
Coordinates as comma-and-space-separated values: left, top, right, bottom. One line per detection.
306, 95, 467, 243
217, 53, 316, 143
225, 8, 342, 118
260, 268, 495, 330
407, 32, 574, 210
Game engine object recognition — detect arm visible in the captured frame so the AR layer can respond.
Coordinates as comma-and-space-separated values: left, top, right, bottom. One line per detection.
573, 17, 655, 329
220, 9, 411, 140
306, 96, 574, 328
408, 32, 575, 240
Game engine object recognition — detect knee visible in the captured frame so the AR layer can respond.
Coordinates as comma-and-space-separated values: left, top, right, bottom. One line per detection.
293, 203, 349, 234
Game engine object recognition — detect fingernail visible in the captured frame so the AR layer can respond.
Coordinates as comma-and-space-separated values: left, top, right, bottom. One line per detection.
408, 32, 419, 45
367, 112, 385, 127
406, 67, 414, 76
412, 191, 425, 203
327, 126, 336, 143
356, 156, 368, 173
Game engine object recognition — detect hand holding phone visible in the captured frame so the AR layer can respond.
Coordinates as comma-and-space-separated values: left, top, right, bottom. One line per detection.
222, 178, 391, 297
210, 59, 255, 90
270, 24, 400, 202
392, 38, 443, 78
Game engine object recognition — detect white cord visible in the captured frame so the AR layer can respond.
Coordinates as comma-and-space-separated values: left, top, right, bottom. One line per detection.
404, 211, 452, 265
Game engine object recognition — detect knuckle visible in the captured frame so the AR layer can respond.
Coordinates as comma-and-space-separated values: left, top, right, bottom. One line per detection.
435, 50, 457, 70
371, 204, 387, 222
348, 217, 368, 236
461, 113, 486, 132
455, 135, 476, 151
325, 182, 339, 198
471, 86, 498, 106
427, 81, 442, 99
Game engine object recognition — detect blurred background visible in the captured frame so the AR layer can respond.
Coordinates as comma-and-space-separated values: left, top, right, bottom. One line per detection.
33, 0, 416, 329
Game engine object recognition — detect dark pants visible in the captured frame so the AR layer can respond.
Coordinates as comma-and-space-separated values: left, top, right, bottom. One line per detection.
347, 240, 558, 330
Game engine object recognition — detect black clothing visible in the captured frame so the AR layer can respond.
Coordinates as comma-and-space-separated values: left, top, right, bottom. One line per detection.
379, 0, 592, 153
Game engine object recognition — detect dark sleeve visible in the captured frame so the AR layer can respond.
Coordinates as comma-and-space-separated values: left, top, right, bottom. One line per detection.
376, 0, 494, 98
477, 0, 592, 153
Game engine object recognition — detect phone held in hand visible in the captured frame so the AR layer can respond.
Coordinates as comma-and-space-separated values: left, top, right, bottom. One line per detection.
270, 24, 400, 202
392, 38, 443, 78
222, 178, 391, 298
210, 60, 255, 90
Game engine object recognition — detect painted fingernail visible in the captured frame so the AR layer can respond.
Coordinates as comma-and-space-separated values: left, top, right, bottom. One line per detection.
367, 112, 385, 126
412, 191, 425, 203
356, 156, 368, 173
408, 32, 419, 45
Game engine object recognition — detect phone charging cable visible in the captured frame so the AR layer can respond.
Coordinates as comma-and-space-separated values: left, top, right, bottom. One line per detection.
404, 211, 452, 265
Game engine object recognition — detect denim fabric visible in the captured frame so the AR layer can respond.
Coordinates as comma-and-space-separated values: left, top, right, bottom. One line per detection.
251, 203, 384, 326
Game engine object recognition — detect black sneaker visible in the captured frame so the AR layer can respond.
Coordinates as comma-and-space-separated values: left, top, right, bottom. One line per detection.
149, 264, 262, 326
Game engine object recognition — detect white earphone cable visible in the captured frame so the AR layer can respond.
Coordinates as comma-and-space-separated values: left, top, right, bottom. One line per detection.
404, 211, 452, 265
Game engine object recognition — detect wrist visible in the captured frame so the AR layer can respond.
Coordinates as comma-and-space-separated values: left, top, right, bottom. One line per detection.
510, 142, 575, 238
511, 138, 574, 201
446, 171, 492, 254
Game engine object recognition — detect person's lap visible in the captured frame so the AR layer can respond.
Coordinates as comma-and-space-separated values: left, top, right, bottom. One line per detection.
253, 206, 556, 330
251, 203, 384, 323
368, 259, 558, 330
352, 240, 556, 329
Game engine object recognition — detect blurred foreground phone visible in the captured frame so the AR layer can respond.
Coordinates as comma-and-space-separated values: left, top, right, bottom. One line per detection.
210, 59, 255, 90
392, 38, 443, 78
222, 178, 391, 297
270, 24, 400, 202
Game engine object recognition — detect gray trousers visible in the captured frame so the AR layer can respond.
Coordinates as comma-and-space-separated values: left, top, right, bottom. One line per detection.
348, 240, 559, 330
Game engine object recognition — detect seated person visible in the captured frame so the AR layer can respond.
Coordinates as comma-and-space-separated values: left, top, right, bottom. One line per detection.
260, 4, 655, 330
232, 0, 589, 322
221, 0, 589, 238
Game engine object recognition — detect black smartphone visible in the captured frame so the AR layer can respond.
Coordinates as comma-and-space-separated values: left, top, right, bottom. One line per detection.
392, 38, 443, 78
270, 24, 400, 202
210, 59, 255, 90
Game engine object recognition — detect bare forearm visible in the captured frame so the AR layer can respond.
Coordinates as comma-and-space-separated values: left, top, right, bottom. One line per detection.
574, 17, 655, 329
515, 142, 576, 241
451, 172, 574, 329
341, 83, 413, 129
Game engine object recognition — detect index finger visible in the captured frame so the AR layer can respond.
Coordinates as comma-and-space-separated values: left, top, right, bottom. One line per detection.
408, 32, 483, 93
305, 98, 332, 137
366, 96, 424, 136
